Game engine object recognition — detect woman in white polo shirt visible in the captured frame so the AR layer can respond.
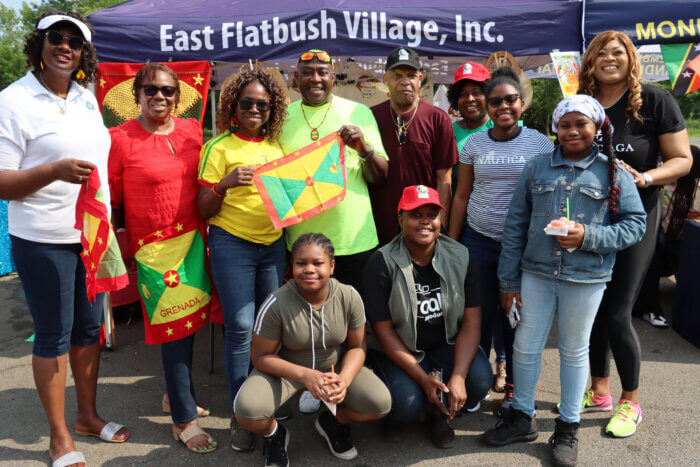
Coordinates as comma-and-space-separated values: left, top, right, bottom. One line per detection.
0, 11, 130, 467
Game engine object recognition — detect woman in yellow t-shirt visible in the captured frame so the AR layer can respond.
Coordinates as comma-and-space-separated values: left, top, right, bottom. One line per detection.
196, 70, 287, 451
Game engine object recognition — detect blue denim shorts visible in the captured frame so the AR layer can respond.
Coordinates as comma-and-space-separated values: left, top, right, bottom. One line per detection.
11, 235, 103, 358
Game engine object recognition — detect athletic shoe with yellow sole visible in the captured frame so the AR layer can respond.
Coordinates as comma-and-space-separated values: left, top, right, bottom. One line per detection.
605, 400, 642, 438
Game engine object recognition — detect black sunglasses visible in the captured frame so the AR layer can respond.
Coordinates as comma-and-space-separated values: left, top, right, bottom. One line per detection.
238, 99, 270, 111
487, 94, 521, 108
141, 84, 178, 98
46, 30, 84, 52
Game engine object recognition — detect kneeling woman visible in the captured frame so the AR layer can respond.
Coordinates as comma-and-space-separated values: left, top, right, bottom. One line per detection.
362, 185, 493, 448
235, 233, 391, 466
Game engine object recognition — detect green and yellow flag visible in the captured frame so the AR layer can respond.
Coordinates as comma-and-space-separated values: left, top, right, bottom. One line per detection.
132, 217, 211, 344
661, 43, 700, 96
75, 170, 128, 302
253, 133, 346, 229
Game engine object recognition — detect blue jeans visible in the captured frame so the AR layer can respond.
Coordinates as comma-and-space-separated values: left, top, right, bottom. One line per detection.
208, 225, 285, 409
460, 225, 512, 372
11, 235, 103, 358
368, 344, 492, 422
512, 271, 606, 423
162, 334, 198, 424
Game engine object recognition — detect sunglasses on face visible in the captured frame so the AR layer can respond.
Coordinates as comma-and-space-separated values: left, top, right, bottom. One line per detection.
298, 50, 331, 63
141, 84, 178, 98
237, 98, 270, 111
45, 30, 84, 52
487, 94, 520, 108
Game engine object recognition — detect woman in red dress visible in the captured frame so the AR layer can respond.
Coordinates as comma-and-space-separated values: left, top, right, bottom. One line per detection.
108, 63, 216, 454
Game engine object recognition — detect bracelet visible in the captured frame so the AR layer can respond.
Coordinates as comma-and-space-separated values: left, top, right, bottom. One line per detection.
359, 149, 374, 161
642, 172, 654, 186
212, 185, 226, 198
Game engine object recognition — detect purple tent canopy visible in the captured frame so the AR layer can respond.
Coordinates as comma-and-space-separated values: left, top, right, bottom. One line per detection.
88, 0, 583, 63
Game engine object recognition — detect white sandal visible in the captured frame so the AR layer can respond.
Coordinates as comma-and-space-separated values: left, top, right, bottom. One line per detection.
173, 424, 217, 454
52, 451, 85, 467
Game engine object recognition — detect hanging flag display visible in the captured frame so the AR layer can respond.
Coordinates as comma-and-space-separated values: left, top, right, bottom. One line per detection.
95, 61, 211, 127
131, 217, 212, 344
75, 170, 129, 302
661, 43, 700, 96
253, 133, 346, 229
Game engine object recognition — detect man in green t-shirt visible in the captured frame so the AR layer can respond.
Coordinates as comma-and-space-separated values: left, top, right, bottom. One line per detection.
279, 50, 388, 291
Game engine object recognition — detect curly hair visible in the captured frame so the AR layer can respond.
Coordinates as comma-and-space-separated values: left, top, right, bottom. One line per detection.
23, 10, 98, 87
446, 78, 489, 113
667, 145, 700, 241
216, 70, 287, 142
132, 63, 180, 108
578, 30, 643, 124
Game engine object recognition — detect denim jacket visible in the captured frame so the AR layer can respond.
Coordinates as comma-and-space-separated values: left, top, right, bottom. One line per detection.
498, 145, 646, 291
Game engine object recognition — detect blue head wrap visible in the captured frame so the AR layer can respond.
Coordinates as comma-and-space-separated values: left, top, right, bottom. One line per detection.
551, 95, 607, 134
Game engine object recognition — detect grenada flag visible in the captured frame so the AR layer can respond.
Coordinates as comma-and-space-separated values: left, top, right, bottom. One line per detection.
253, 133, 346, 229
75, 170, 128, 302
131, 217, 211, 344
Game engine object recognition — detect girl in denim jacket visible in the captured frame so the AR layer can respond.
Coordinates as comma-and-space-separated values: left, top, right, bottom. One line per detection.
482, 95, 646, 466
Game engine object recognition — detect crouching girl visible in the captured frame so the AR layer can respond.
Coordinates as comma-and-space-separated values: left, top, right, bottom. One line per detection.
234, 233, 391, 466
482, 95, 646, 467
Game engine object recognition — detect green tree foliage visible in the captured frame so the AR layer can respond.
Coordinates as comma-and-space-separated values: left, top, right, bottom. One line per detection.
521, 78, 562, 136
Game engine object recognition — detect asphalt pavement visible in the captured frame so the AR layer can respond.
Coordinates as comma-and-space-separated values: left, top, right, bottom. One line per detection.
0, 273, 698, 466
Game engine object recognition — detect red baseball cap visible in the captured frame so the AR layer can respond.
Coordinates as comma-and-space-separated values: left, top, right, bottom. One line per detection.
453, 62, 490, 84
397, 185, 445, 214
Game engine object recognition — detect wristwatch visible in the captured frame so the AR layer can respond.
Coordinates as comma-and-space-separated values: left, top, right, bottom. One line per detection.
642, 172, 654, 186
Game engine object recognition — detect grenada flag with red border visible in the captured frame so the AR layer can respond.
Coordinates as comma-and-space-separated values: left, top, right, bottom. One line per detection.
132, 217, 211, 344
75, 170, 128, 302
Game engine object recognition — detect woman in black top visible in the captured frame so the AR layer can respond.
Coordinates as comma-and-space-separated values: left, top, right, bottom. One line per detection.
577, 30, 692, 438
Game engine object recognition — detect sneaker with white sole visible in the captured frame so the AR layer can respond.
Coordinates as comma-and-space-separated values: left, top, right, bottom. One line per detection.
643, 312, 668, 328
606, 400, 642, 438
315, 410, 358, 460
299, 390, 321, 413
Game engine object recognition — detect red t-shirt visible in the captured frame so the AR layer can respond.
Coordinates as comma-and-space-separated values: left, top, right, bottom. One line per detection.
108, 116, 203, 245
370, 100, 458, 245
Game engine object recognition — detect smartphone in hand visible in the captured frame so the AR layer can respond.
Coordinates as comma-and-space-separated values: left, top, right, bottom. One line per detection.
509, 299, 521, 329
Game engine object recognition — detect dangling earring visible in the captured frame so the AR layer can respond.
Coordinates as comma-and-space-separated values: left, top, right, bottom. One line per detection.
76, 69, 86, 80
40, 60, 44, 71
230, 116, 239, 133
137, 104, 142, 112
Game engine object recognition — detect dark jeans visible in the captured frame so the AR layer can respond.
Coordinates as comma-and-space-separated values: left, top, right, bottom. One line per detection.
589, 195, 660, 391
208, 225, 286, 408
368, 344, 492, 422
333, 248, 376, 292
11, 235, 103, 358
459, 225, 514, 381
162, 334, 198, 424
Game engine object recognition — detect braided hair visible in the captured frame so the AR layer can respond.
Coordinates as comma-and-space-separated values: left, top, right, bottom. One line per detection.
666, 145, 700, 240
291, 233, 335, 262
598, 117, 621, 212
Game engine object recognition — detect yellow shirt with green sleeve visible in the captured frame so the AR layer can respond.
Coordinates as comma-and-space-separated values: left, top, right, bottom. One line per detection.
278, 95, 387, 255
198, 131, 284, 245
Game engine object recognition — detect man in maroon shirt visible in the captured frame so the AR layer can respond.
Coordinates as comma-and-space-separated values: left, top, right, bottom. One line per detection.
370, 47, 458, 245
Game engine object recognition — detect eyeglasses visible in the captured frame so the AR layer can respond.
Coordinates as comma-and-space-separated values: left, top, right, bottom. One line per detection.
486, 94, 520, 108
238, 99, 270, 111
46, 30, 84, 52
141, 84, 178, 98
299, 50, 331, 63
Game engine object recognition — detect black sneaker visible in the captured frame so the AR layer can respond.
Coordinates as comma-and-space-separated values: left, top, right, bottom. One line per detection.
314, 410, 358, 460
482, 408, 538, 446
549, 418, 579, 467
263, 423, 289, 467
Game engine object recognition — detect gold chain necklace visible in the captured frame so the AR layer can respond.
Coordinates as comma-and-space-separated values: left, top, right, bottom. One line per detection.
390, 100, 419, 145
38, 72, 67, 115
301, 98, 333, 141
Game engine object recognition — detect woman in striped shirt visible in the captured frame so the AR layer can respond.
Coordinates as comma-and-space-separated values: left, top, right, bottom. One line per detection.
448, 66, 554, 416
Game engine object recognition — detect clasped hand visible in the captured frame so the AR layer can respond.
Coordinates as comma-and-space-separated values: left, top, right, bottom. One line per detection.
302, 369, 347, 405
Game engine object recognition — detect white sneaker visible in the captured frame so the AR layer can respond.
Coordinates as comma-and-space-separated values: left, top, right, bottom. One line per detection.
643, 312, 668, 328
299, 390, 321, 413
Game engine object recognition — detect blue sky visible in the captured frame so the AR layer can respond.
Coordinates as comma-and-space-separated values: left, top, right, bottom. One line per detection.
2, 0, 25, 10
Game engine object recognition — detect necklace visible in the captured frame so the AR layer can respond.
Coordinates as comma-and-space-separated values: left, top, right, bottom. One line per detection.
390, 101, 420, 145
38, 72, 67, 115
301, 98, 332, 141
